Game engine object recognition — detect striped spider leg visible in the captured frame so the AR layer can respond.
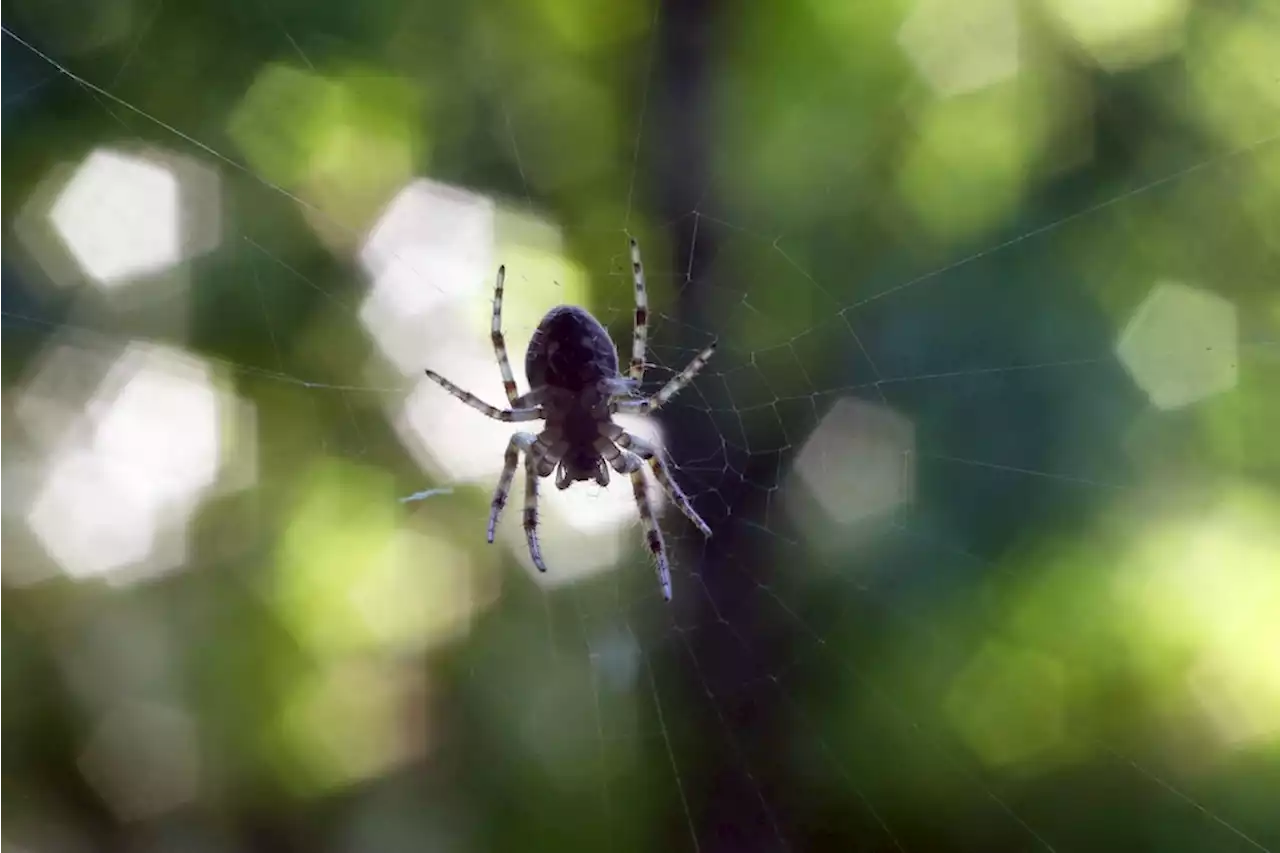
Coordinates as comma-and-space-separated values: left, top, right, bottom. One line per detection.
590, 433, 675, 600
612, 340, 717, 416
602, 425, 711, 537
628, 237, 649, 382
423, 266, 557, 568
621, 235, 716, 414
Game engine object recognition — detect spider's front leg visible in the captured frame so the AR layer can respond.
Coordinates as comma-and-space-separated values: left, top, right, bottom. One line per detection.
488, 265, 521, 406
424, 369, 544, 422
628, 237, 650, 383
611, 340, 717, 416
488, 266, 547, 411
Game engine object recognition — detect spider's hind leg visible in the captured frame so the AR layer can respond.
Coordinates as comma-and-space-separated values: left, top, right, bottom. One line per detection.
610, 429, 712, 538
627, 452, 672, 602
521, 452, 546, 572
593, 436, 676, 601
490, 432, 559, 574
489, 432, 541, 546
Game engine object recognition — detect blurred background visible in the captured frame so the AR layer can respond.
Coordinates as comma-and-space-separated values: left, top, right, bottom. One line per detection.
3, 0, 1278, 850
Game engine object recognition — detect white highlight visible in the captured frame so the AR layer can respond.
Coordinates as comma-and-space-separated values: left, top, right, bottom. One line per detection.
23, 343, 243, 585
49, 149, 182, 286
359, 179, 496, 374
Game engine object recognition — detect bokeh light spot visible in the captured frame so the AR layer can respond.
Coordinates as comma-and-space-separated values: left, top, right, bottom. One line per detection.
1116, 488, 1280, 749
273, 660, 429, 796
77, 701, 200, 821
359, 179, 497, 374
49, 149, 179, 286
897, 89, 1037, 240
788, 397, 915, 537
1042, 0, 1188, 71
897, 0, 1020, 97
1186, 8, 1280, 147
1116, 281, 1238, 410
946, 642, 1070, 768
21, 342, 250, 585
229, 63, 424, 248
16, 146, 220, 298
273, 460, 493, 658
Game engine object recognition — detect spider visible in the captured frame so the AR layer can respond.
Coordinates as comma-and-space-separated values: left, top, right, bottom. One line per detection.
423, 238, 716, 601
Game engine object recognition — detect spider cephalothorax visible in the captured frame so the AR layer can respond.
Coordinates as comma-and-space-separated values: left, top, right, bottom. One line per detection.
423, 238, 715, 600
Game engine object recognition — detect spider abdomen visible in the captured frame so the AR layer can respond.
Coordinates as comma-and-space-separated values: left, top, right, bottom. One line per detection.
525, 305, 619, 394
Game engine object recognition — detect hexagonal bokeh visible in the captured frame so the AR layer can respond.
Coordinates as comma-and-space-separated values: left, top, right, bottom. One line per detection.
358, 180, 496, 374
269, 460, 500, 660
273, 660, 429, 796
897, 0, 1021, 96
19, 341, 253, 585
227, 62, 423, 251
945, 641, 1069, 768
787, 397, 916, 550
50, 149, 180, 284
77, 701, 200, 820
1043, 0, 1188, 72
1117, 488, 1280, 750
21, 147, 222, 291
1116, 280, 1238, 410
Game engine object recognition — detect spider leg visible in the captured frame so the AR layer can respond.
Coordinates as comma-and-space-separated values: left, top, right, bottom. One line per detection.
612, 340, 716, 415
489, 265, 522, 405
595, 435, 633, 475
522, 451, 546, 572
538, 436, 568, 478
489, 432, 538, 542
613, 430, 712, 538
627, 450, 673, 602
424, 369, 543, 422
490, 432, 563, 546
627, 237, 649, 383
592, 438, 675, 601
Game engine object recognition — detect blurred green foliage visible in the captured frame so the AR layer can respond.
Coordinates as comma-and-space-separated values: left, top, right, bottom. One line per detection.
3, 0, 1278, 850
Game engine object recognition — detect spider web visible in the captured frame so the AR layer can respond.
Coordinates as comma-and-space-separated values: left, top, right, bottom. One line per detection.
3, 4, 1279, 853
